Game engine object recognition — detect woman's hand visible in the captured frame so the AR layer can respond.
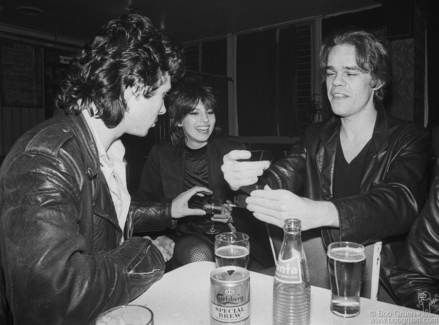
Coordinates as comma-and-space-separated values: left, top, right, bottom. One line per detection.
246, 185, 339, 230
171, 186, 212, 219
211, 200, 234, 224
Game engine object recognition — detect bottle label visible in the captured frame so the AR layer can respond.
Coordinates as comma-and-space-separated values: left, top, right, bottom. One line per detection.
211, 302, 250, 322
274, 255, 302, 283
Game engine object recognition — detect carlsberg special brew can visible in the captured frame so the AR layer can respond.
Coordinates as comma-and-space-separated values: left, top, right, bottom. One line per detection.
210, 266, 250, 324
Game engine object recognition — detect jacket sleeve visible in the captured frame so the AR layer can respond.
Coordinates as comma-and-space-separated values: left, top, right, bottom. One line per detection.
259, 136, 306, 194
130, 145, 176, 232
0, 152, 165, 325
385, 176, 439, 314
128, 198, 176, 232
332, 125, 431, 244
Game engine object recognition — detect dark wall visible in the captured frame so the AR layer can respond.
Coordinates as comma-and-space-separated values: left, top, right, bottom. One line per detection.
322, 6, 387, 39
425, 1, 439, 130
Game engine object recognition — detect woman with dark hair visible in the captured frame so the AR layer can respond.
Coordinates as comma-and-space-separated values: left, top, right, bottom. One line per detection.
135, 79, 246, 268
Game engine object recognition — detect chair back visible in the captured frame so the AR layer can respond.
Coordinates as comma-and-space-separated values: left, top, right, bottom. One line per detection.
429, 126, 439, 189
361, 241, 382, 300
232, 206, 276, 269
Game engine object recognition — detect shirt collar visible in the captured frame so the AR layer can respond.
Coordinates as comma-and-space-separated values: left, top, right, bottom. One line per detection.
81, 110, 125, 165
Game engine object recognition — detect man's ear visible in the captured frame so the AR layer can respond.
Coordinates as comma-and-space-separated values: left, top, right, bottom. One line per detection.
124, 86, 145, 101
124, 87, 134, 102
88, 102, 100, 118
371, 79, 383, 91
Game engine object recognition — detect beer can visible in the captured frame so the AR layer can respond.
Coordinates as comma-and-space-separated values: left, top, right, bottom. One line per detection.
210, 266, 250, 324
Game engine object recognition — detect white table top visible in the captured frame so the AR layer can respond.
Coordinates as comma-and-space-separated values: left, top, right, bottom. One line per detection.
131, 261, 439, 325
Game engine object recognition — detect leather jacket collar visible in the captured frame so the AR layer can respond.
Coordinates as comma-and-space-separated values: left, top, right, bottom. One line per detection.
316, 103, 389, 200
65, 111, 100, 181
318, 102, 388, 155
60, 111, 120, 232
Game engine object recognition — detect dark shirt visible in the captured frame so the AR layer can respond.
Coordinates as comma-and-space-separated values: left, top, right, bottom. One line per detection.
330, 136, 371, 240
184, 145, 209, 210
333, 136, 371, 199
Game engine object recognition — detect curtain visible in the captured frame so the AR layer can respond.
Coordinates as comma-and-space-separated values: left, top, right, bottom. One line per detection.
278, 25, 301, 137
236, 26, 300, 136
201, 39, 229, 135
237, 29, 277, 136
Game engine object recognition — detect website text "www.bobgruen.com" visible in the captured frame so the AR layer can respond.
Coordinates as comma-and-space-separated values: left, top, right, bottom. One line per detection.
369, 310, 439, 324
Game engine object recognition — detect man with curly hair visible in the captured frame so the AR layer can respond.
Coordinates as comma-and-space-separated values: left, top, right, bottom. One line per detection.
0, 14, 210, 324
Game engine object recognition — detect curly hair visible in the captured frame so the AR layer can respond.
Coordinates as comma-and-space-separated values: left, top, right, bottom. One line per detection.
168, 78, 221, 146
55, 14, 185, 128
320, 28, 390, 101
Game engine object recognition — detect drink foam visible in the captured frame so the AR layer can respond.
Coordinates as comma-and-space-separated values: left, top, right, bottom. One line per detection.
327, 246, 366, 263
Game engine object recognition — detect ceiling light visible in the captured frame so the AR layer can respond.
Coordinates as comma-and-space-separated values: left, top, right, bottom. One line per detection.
17, 6, 44, 16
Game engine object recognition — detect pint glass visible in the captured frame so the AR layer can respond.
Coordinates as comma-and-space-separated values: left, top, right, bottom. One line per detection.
327, 242, 366, 318
215, 232, 250, 268
95, 305, 154, 325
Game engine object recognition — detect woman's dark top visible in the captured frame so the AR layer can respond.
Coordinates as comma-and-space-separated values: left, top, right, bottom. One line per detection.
184, 145, 208, 210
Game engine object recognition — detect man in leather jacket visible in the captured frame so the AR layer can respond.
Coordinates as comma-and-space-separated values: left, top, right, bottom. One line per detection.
0, 14, 210, 325
383, 173, 439, 314
221, 28, 431, 295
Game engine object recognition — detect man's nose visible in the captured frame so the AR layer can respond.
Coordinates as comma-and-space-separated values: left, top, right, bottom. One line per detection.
332, 73, 345, 86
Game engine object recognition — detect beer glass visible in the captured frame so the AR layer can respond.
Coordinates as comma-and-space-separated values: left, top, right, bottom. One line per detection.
96, 305, 154, 325
215, 232, 250, 268
327, 242, 366, 318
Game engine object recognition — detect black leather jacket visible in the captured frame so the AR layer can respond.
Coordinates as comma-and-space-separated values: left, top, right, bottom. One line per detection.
384, 174, 439, 314
0, 113, 174, 324
260, 105, 431, 274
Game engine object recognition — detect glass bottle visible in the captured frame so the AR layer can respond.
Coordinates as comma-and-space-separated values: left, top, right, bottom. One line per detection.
273, 218, 310, 325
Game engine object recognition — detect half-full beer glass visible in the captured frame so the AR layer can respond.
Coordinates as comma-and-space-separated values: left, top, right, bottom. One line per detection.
327, 242, 366, 318
96, 305, 154, 325
215, 232, 250, 268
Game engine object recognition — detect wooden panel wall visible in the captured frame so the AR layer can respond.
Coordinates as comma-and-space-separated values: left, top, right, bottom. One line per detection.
0, 39, 75, 161
0, 106, 44, 156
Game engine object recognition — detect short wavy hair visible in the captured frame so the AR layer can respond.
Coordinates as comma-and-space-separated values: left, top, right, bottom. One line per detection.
55, 14, 185, 128
168, 78, 221, 146
320, 28, 390, 101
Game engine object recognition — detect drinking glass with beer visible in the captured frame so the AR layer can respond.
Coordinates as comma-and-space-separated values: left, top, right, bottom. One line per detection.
214, 232, 250, 268
95, 305, 154, 325
327, 242, 366, 318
